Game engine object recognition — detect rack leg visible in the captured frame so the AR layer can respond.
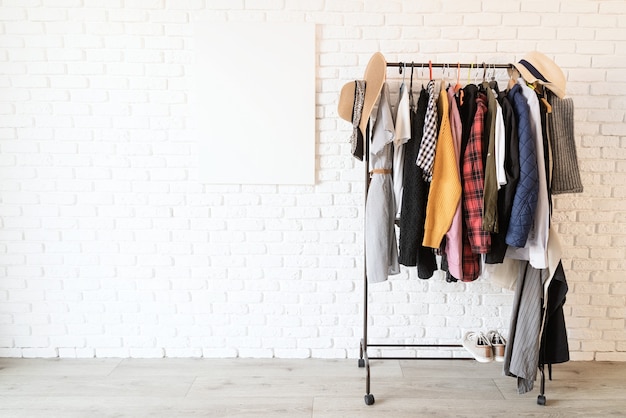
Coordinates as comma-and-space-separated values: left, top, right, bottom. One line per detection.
358, 339, 365, 368
362, 344, 375, 405
537, 364, 546, 406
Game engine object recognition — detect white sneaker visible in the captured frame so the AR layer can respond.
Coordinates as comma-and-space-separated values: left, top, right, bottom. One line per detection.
487, 330, 507, 362
462, 331, 493, 363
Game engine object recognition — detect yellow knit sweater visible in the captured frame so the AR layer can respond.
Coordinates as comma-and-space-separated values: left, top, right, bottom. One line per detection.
422, 84, 462, 249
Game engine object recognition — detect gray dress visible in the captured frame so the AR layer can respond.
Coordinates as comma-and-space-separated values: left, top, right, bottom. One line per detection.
365, 83, 400, 284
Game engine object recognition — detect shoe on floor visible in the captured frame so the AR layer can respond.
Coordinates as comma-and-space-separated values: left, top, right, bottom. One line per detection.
487, 330, 507, 362
462, 331, 493, 363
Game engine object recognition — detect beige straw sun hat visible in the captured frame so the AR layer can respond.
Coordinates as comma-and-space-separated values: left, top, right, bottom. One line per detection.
337, 52, 387, 136
512, 51, 566, 98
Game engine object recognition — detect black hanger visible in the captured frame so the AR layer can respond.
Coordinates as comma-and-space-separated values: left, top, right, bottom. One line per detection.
409, 61, 415, 109
489, 64, 500, 94
478, 62, 488, 92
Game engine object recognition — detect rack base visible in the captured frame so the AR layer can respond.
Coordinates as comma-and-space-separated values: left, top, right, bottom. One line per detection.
359, 338, 548, 407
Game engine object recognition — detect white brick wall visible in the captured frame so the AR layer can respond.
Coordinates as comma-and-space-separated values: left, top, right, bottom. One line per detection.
0, 0, 625, 361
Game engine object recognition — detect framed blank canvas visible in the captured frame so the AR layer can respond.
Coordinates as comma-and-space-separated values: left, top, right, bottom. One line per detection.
192, 22, 316, 185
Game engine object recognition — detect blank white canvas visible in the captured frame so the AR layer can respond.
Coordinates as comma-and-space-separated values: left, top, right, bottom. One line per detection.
192, 22, 316, 185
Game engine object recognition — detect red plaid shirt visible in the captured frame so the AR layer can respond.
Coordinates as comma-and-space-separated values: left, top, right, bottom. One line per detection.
460, 227, 480, 282
461, 93, 491, 281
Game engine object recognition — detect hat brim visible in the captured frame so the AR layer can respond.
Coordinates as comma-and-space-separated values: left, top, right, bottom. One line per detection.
337, 52, 387, 136
359, 52, 386, 135
513, 62, 539, 84
513, 52, 566, 98
338, 82, 356, 123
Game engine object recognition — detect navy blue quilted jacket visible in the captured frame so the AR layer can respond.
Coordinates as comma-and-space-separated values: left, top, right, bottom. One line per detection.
505, 84, 539, 248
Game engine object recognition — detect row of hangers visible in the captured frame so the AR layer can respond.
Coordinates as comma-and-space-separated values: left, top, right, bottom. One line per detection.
388, 61, 551, 112
394, 61, 508, 89
395, 61, 508, 83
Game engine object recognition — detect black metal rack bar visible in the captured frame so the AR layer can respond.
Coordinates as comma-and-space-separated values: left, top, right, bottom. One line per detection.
386, 61, 513, 69
358, 60, 546, 407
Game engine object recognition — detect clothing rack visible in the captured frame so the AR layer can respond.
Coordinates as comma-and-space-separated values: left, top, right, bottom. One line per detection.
358, 61, 547, 407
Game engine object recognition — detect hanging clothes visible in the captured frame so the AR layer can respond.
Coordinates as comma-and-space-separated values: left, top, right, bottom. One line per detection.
503, 259, 544, 394
506, 79, 550, 269
505, 83, 538, 249
539, 92, 553, 218
481, 82, 499, 233
539, 261, 570, 367
416, 80, 438, 182
398, 87, 437, 279
423, 83, 462, 249
494, 101, 507, 189
457, 91, 489, 282
458, 84, 479, 162
365, 83, 400, 283
443, 87, 464, 281
548, 95, 583, 194
503, 225, 567, 394
462, 92, 491, 255
392, 83, 412, 219
485, 93, 520, 264
456, 84, 481, 282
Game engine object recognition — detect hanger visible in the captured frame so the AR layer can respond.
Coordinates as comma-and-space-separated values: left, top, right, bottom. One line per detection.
398, 62, 407, 99
482, 62, 487, 83
507, 66, 519, 90
409, 61, 415, 109
539, 87, 552, 113
429, 60, 433, 81
459, 63, 472, 106
402, 62, 407, 85
489, 64, 499, 94
454, 62, 462, 93
474, 63, 480, 85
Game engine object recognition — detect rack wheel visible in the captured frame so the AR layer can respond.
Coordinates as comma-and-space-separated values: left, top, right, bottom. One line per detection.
358, 359, 365, 368
364, 394, 375, 405
537, 395, 546, 406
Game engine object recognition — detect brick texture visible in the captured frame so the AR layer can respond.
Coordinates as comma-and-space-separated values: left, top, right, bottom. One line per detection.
0, 0, 624, 360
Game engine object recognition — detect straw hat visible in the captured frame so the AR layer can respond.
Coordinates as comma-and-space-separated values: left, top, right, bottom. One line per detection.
512, 51, 566, 98
338, 52, 387, 135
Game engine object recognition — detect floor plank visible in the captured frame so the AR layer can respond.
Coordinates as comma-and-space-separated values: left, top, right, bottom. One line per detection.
0, 375, 195, 398
0, 358, 121, 376
0, 397, 313, 418
0, 358, 624, 417
312, 397, 626, 418
110, 358, 402, 378
399, 358, 505, 378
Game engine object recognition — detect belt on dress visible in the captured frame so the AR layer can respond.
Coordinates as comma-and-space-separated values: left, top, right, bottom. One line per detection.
370, 169, 392, 175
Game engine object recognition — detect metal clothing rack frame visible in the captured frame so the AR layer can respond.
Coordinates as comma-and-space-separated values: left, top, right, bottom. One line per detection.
358, 60, 547, 407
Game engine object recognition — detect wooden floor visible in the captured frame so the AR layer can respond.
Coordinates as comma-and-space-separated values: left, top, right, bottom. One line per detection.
1, 358, 625, 417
